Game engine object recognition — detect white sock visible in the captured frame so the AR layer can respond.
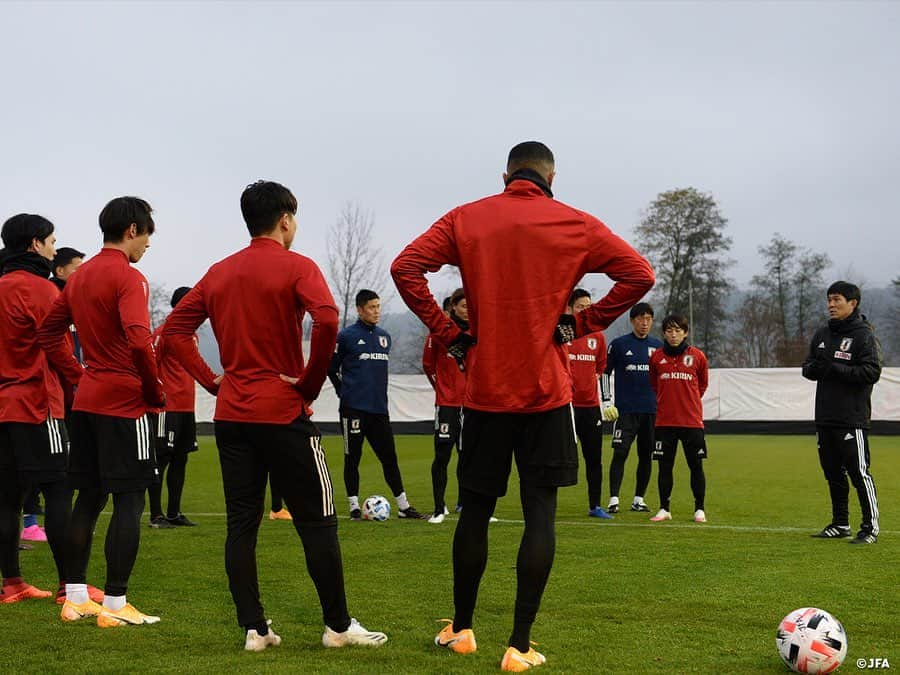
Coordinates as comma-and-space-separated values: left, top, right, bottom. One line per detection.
633, 496, 645, 505
66, 583, 88, 605
395, 492, 410, 511
348, 496, 360, 511
103, 594, 126, 611
608, 496, 619, 507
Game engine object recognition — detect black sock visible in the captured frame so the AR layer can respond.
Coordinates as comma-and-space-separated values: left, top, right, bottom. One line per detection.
509, 485, 557, 653
451, 489, 496, 632
246, 620, 268, 635
104, 491, 144, 597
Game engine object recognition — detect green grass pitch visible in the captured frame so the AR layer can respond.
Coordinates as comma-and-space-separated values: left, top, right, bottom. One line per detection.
1, 434, 897, 673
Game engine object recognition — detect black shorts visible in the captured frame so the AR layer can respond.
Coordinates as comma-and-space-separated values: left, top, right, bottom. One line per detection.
0, 419, 69, 483
157, 411, 198, 461
611, 413, 656, 451
215, 415, 337, 527
68, 411, 159, 493
652, 427, 707, 462
434, 406, 462, 447
459, 404, 578, 497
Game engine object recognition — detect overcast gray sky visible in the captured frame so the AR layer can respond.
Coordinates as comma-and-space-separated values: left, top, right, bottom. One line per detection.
2, 1, 897, 299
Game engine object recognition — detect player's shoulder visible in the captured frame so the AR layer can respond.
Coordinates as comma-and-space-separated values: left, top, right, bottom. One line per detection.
648, 336, 664, 348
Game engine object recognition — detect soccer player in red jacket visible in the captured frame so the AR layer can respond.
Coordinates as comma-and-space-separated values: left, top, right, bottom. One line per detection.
147, 286, 219, 529
422, 288, 467, 523
38, 197, 164, 626
566, 289, 617, 519
163, 180, 386, 652
392, 141, 654, 671
0, 214, 84, 604
648, 314, 709, 524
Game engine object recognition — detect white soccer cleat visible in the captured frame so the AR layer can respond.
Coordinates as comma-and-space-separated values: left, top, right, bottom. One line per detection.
650, 509, 672, 522
245, 620, 282, 652
428, 512, 446, 524
322, 618, 388, 647
694, 509, 707, 523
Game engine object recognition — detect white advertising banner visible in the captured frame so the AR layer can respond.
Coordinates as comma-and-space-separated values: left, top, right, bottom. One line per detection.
195, 367, 900, 423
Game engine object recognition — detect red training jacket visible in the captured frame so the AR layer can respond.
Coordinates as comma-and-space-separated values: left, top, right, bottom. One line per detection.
391, 179, 654, 413
37, 248, 163, 419
162, 237, 338, 424
152, 326, 216, 413
0, 270, 81, 422
422, 333, 466, 407
649, 345, 708, 428
567, 332, 606, 408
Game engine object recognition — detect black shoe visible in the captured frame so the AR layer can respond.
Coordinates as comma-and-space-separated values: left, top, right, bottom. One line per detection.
149, 515, 176, 529
167, 513, 197, 527
811, 524, 852, 539
607, 503, 619, 514
630, 503, 650, 513
849, 531, 877, 545
350, 509, 362, 521
398, 506, 426, 520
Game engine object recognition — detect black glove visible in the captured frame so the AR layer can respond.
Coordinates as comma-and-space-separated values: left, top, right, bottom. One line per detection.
447, 333, 476, 372
554, 314, 577, 344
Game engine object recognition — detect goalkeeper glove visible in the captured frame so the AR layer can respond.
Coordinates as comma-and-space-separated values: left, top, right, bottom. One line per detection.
601, 403, 619, 422
554, 314, 577, 344
447, 333, 476, 372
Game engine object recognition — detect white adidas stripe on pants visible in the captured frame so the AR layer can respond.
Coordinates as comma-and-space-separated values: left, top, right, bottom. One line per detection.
854, 428, 879, 535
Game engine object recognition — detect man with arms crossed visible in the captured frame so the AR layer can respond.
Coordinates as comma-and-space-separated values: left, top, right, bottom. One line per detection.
392, 141, 654, 671
39, 197, 164, 626
163, 181, 386, 651
602, 303, 662, 514
802, 281, 881, 544
566, 289, 616, 519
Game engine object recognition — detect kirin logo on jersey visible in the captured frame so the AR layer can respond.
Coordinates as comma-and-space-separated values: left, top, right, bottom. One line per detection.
840, 337, 853, 352
683, 355, 694, 367
587, 338, 597, 350
378, 336, 388, 348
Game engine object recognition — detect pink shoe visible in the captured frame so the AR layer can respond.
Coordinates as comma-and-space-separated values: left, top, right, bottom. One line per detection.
21, 525, 47, 542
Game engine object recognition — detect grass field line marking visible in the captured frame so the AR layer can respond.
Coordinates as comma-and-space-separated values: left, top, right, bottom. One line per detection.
99, 511, 897, 536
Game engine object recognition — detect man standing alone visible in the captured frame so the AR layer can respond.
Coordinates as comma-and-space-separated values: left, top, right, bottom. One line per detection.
802, 281, 881, 545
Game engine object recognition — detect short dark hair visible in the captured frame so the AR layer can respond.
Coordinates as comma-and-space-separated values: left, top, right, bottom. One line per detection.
240, 181, 298, 237
630, 302, 654, 319
171, 286, 192, 308
827, 281, 861, 306
450, 287, 465, 307
661, 313, 689, 332
355, 289, 379, 307
53, 246, 85, 272
507, 141, 555, 174
568, 288, 591, 307
1, 213, 55, 252
99, 197, 155, 243
441, 296, 452, 312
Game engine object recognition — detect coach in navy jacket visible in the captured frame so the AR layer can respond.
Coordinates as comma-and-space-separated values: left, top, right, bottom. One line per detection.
328, 290, 424, 521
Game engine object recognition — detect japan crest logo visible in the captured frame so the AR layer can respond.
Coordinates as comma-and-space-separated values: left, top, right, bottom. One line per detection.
648, 347, 656, 356
840, 337, 853, 352
378, 336, 388, 348
587, 338, 597, 350
440, 423, 449, 435
684, 354, 694, 367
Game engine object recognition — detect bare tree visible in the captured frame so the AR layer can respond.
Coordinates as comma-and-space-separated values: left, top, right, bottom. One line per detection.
326, 202, 390, 327
749, 233, 830, 365
634, 187, 733, 363
149, 282, 169, 331
721, 291, 781, 367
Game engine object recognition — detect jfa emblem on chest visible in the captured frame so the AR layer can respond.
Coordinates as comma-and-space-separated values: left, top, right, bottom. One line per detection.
648, 347, 656, 356
587, 338, 597, 350
378, 336, 388, 348
840, 337, 853, 352
683, 354, 694, 367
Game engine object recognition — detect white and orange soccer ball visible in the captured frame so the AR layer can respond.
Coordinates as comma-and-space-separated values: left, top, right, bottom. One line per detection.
362, 495, 391, 522
776, 607, 848, 674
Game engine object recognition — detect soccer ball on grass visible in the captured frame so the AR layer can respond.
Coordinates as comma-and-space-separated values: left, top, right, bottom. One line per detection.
776, 607, 847, 674
362, 495, 391, 521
